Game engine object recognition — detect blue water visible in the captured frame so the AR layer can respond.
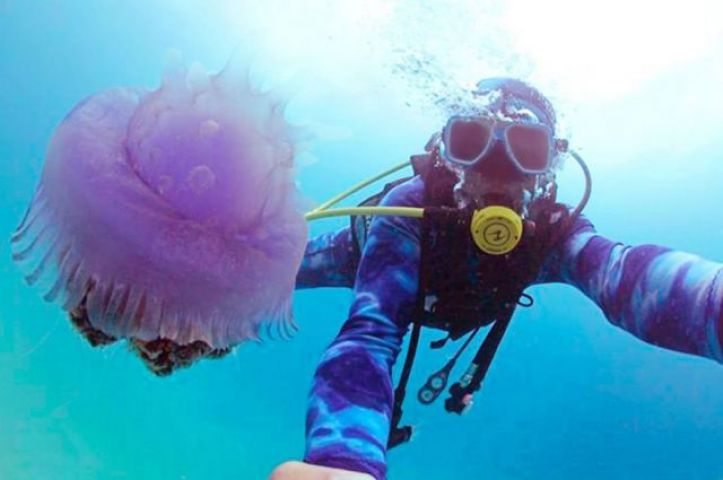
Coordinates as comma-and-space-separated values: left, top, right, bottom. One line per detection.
2, 1, 722, 479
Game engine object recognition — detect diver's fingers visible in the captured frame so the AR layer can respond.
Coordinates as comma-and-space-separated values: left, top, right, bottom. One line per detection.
269, 461, 374, 480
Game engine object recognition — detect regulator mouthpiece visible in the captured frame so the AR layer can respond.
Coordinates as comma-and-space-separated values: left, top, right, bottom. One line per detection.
470, 206, 523, 255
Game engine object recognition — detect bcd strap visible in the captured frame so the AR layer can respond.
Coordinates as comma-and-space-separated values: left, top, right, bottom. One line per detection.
388, 195, 434, 450
444, 301, 517, 414
388, 321, 421, 449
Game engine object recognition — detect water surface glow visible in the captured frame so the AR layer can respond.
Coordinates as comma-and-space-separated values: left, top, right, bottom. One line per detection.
1, 1, 722, 479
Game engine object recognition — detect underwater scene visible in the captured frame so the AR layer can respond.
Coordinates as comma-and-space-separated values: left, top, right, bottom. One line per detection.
1, 1, 722, 479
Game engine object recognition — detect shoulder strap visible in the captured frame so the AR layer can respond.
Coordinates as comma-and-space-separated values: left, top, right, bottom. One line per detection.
388, 196, 434, 449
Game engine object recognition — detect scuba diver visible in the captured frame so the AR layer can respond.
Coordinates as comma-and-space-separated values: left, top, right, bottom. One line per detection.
271, 77, 723, 480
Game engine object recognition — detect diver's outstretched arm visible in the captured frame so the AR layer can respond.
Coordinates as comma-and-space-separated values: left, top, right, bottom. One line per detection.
542, 216, 723, 362
303, 178, 424, 480
295, 227, 359, 289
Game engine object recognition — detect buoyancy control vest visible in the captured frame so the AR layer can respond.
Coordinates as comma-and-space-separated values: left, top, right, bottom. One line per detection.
349, 152, 574, 449
351, 153, 569, 336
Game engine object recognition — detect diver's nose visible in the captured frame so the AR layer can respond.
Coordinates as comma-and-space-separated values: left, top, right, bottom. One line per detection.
472, 141, 525, 181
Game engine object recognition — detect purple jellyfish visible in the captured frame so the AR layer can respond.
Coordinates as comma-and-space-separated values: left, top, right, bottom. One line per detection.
11, 62, 308, 375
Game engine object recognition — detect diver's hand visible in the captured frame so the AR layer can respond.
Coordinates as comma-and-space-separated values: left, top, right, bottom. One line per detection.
270, 461, 374, 480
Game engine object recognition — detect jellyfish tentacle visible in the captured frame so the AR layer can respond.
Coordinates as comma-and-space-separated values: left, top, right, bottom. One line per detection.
106, 283, 132, 335
43, 243, 73, 303
11, 185, 47, 244
124, 288, 147, 338
24, 229, 63, 286
11, 221, 52, 263
61, 260, 87, 311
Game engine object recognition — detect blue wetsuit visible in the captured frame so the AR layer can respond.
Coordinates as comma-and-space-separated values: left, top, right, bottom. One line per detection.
296, 176, 723, 480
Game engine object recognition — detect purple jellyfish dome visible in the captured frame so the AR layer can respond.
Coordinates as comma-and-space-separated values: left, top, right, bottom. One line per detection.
11, 63, 308, 372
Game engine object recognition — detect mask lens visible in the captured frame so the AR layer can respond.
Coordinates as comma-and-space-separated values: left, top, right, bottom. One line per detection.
447, 119, 491, 163
505, 124, 551, 172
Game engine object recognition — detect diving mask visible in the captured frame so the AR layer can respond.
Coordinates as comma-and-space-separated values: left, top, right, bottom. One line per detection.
440, 115, 567, 175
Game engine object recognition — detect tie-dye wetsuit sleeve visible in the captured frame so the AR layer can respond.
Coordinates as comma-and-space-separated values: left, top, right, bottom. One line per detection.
296, 227, 358, 289
540, 215, 723, 362
303, 177, 424, 480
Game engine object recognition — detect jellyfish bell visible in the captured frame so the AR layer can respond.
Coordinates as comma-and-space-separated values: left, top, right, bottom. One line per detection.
11, 62, 308, 375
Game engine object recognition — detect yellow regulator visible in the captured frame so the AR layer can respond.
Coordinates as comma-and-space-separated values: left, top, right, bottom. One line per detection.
470, 206, 523, 255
